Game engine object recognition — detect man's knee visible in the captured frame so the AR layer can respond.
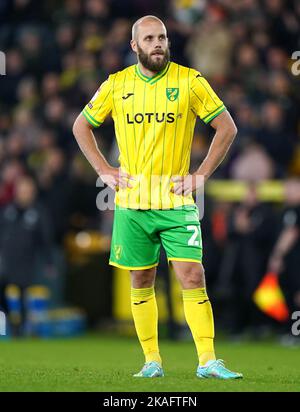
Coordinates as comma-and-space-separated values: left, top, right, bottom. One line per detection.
130, 267, 156, 288
172, 262, 206, 289
185, 266, 205, 288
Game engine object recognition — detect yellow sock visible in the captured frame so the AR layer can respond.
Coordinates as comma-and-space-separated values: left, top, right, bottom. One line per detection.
182, 287, 216, 366
131, 286, 162, 365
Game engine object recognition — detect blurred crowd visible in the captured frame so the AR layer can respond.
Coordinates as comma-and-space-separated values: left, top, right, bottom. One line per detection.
0, 0, 300, 338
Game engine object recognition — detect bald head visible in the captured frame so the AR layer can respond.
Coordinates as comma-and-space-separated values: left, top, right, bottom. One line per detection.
130, 15, 169, 73
132, 15, 166, 41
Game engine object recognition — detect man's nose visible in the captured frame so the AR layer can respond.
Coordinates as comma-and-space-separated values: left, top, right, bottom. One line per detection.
154, 38, 163, 48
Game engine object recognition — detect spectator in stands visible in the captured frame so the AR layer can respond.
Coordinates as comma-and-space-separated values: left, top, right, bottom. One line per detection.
0, 175, 54, 329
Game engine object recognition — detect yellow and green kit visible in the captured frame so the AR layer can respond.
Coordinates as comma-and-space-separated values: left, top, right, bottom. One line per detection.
82, 61, 226, 269
109, 205, 202, 269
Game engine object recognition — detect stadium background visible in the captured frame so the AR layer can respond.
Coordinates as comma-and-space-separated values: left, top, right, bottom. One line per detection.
0, 0, 300, 348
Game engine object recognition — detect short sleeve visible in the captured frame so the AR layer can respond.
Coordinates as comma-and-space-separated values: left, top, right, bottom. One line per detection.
82, 75, 113, 127
283, 207, 300, 229
190, 70, 226, 124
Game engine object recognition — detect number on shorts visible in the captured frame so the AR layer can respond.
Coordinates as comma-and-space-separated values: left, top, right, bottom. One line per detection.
187, 225, 199, 246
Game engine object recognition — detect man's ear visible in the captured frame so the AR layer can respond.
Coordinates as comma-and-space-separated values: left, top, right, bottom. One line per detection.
130, 39, 137, 53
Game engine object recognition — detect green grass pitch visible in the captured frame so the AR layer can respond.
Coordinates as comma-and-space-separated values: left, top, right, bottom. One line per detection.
0, 335, 299, 392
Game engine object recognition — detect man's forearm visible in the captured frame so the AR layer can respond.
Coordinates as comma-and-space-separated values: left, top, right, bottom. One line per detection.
73, 114, 110, 174
268, 226, 299, 273
195, 127, 236, 181
272, 227, 299, 258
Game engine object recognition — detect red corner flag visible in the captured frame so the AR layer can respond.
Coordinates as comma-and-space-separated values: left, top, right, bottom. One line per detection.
253, 272, 289, 322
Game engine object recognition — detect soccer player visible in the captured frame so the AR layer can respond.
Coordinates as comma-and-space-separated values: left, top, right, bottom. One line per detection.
73, 15, 243, 379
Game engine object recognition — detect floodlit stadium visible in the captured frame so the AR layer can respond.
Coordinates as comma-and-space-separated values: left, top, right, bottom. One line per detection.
0, 0, 300, 394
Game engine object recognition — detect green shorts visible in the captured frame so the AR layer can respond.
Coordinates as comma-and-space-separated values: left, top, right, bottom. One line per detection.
109, 205, 202, 270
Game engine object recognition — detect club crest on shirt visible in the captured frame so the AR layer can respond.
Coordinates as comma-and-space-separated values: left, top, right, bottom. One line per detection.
114, 245, 122, 260
166, 88, 179, 101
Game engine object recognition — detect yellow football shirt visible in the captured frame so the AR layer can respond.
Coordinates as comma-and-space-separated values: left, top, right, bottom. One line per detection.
82, 61, 226, 209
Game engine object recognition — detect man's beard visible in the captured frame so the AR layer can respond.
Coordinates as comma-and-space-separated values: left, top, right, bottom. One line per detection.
137, 44, 170, 72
